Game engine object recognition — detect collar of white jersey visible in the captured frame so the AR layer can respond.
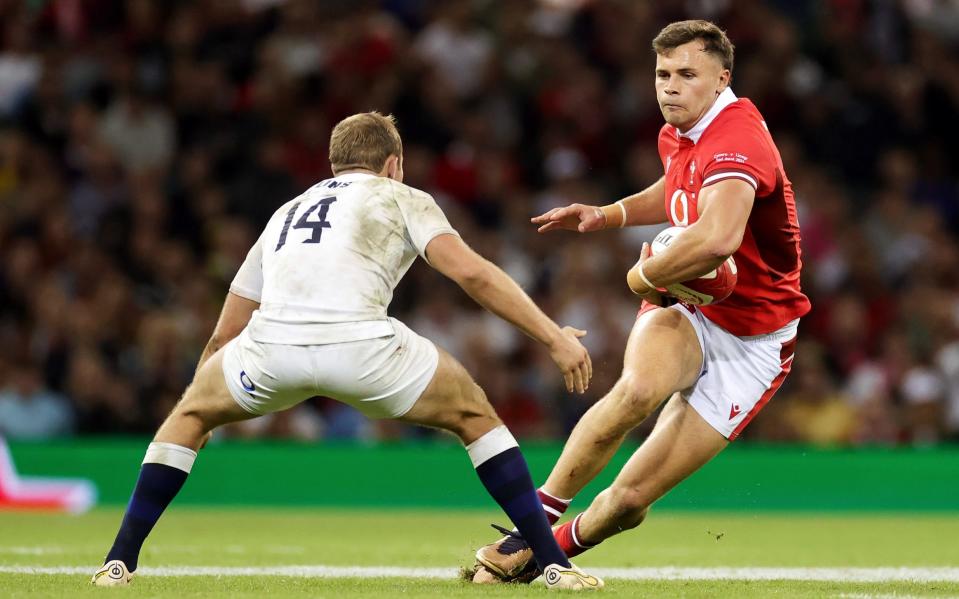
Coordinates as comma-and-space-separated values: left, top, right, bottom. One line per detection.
332, 172, 378, 182
676, 87, 738, 144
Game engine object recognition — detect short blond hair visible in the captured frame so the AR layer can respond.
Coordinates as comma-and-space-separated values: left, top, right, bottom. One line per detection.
652, 20, 735, 72
329, 112, 403, 174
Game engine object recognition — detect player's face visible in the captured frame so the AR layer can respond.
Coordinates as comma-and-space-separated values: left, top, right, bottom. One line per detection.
655, 40, 730, 132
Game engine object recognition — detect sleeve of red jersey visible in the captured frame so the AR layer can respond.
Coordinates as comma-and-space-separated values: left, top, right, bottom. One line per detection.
699, 117, 777, 197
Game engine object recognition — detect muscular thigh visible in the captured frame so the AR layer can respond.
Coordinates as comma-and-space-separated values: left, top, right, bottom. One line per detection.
398, 346, 496, 431
621, 306, 704, 401
171, 348, 256, 429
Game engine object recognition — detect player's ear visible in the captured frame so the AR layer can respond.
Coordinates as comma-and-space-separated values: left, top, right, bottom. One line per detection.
717, 69, 731, 95
383, 155, 395, 178
385, 154, 403, 182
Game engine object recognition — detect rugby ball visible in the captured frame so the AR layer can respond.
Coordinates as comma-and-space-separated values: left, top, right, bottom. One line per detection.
648, 226, 737, 306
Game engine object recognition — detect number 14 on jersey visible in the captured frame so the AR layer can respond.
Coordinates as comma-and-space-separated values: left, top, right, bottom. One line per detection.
275, 197, 337, 251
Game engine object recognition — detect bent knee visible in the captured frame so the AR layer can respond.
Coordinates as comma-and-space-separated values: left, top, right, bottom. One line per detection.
166, 402, 210, 431
450, 407, 502, 442
167, 393, 228, 433
446, 384, 502, 440
450, 381, 498, 419
606, 486, 651, 530
609, 375, 666, 422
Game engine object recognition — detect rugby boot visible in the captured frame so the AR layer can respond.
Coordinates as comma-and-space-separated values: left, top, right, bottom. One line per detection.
91, 559, 134, 586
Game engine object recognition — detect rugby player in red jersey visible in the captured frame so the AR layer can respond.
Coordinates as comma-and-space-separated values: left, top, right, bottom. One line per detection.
473, 19, 811, 583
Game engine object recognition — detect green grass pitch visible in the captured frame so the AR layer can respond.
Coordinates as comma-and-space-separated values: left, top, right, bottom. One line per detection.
2, 508, 958, 597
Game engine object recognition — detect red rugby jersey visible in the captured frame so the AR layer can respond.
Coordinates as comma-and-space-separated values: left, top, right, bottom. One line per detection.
656, 89, 811, 335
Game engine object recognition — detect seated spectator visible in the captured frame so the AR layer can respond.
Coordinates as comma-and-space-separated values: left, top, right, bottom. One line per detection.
0, 358, 75, 439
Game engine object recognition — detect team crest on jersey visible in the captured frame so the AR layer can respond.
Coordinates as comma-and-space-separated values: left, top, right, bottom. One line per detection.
688, 160, 696, 186
666, 155, 672, 174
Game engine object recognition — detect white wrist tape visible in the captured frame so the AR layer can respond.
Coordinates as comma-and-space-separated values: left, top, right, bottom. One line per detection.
637, 263, 659, 291
615, 200, 627, 228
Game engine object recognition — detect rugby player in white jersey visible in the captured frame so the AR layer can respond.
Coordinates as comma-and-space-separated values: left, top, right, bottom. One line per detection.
92, 112, 602, 591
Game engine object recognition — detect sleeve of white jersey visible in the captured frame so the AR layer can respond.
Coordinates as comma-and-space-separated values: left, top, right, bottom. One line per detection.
229, 233, 264, 302
393, 184, 460, 262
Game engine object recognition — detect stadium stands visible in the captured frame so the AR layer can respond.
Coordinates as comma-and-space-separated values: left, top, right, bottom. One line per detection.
1, 0, 957, 444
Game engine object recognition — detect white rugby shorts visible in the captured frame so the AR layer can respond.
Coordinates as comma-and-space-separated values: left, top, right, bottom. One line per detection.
221, 317, 438, 419
658, 304, 798, 440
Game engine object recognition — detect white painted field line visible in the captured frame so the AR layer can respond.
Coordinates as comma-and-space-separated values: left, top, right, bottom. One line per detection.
0, 565, 456, 578
0, 547, 67, 555
593, 567, 959, 582
2, 565, 959, 582
838, 594, 936, 599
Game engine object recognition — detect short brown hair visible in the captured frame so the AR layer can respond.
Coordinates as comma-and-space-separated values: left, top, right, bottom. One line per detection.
652, 20, 735, 73
329, 112, 403, 174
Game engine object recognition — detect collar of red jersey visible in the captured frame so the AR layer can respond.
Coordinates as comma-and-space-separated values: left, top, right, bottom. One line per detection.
676, 88, 738, 144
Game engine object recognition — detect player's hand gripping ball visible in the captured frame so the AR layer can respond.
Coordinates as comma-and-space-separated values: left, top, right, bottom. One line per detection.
648, 226, 737, 306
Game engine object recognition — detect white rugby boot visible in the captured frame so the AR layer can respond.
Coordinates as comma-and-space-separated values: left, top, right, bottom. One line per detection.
543, 563, 604, 591
91, 559, 134, 586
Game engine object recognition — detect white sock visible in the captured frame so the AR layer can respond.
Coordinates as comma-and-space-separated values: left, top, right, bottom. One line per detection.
465, 425, 518, 468
143, 442, 198, 473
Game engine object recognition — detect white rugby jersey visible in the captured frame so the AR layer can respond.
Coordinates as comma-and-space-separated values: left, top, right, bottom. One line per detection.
230, 173, 459, 344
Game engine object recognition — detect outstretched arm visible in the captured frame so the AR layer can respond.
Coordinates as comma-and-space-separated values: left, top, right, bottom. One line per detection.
531, 177, 668, 233
425, 233, 592, 394
627, 179, 754, 294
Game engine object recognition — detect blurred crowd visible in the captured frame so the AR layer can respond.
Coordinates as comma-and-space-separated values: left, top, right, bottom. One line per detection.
1, 0, 958, 446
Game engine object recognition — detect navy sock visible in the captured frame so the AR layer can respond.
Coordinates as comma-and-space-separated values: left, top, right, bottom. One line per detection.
105, 463, 189, 571
475, 447, 571, 570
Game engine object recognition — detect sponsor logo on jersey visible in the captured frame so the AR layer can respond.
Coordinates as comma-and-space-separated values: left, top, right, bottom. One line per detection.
669, 189, 689, 226
729, 403, 742, 419
240, 371, 255, 393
